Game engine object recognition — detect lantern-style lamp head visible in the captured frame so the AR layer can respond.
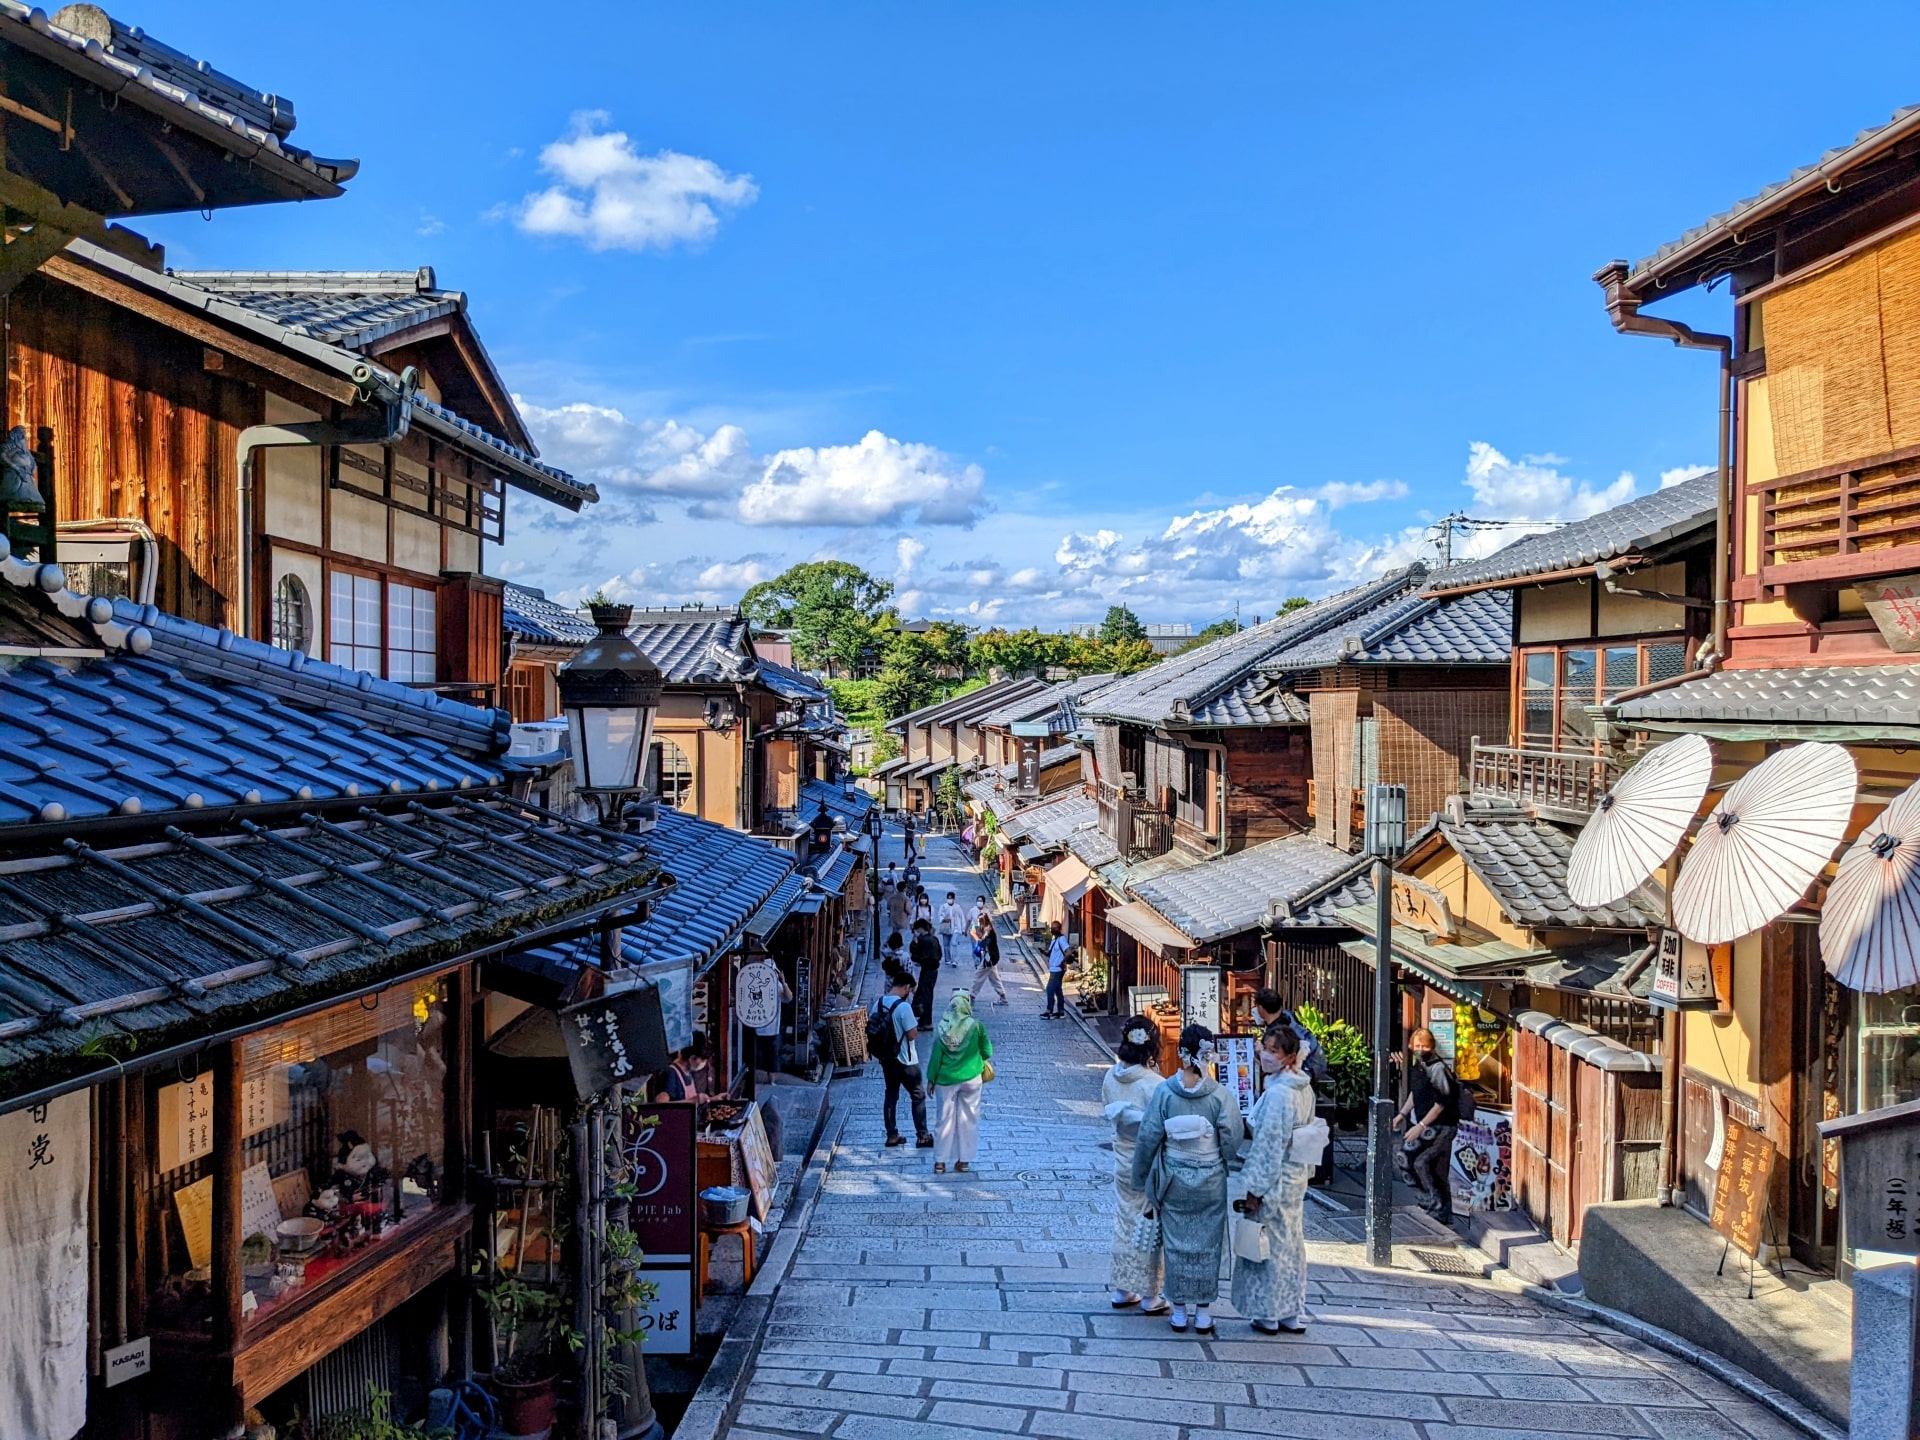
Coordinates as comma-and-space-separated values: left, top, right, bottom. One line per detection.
558, 603, 662, 825
810, 801, 837, 851
1364, 783, 1408, 860
865, 805, 885, 840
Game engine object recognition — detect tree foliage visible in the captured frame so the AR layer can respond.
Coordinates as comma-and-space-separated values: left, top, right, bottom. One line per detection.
1187, 618, 1241, 649
1279, 596, 1311, 616
1098, 604, 1147, 646
967, 627, 1074, 679
740, 561, 893, 676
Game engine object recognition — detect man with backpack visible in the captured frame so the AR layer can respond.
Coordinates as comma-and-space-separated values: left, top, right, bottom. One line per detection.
869, 964, 933, 1149
1392, 1026, 1465, 1225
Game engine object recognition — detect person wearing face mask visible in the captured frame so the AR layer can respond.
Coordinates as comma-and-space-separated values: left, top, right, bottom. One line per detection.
1102, 1017, 1169, 1315
1129, 1024, 1241, 1333
1391, 1026, 1460, 1225
1232, 1023, 1327, 1334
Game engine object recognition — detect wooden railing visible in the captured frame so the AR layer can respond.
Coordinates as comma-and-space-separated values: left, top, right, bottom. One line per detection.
1470, 742, 1615, 821
1095, 780, 1171, 859
1754, 442, 1920, 587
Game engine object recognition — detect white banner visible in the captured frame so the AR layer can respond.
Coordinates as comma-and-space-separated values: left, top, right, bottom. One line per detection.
0, 1092, 90, 1440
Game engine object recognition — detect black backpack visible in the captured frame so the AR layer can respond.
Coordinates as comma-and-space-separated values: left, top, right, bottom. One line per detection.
866, 997, 903, 1051
1454, 1068, 1476, 1122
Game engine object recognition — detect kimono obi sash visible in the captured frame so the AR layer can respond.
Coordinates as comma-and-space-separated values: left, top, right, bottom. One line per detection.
1163, 1112, 1220, 1163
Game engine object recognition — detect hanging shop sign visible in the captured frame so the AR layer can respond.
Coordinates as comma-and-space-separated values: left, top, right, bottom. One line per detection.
1858, 573, 1920, 653
735, 960, 784, 1031
1650, 928, 1716, 1009
1180, 964, 1222, 1035
1428, 1005, 1457, 1067
560, 985, 670, 1097
628, 1104, 698, 1260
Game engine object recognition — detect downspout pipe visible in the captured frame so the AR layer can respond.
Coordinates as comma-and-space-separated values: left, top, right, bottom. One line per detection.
1594, 262, 1733, 682
231, 366, 418, 641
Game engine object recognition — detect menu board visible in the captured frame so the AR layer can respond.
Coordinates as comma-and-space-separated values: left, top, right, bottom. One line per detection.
737, 1102, 777, 1221
1214, 1036, 1259, 1117
1709, 1118, 1776, 1258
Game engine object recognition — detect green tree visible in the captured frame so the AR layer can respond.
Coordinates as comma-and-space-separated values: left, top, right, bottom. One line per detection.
871, 629, 945, 717
1280, 596, 1311, 615
740, 561, 893, 676
1098, 604, 1147, 646
968, 627, 1074, 678
1066, 633, 1158, 677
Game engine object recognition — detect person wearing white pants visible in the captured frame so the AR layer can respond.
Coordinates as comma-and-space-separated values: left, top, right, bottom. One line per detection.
926, 991, 992, 1173
969, 911, 1009, 1004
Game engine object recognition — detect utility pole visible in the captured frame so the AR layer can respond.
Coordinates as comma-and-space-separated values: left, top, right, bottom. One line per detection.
1364, 784, 1407, 1268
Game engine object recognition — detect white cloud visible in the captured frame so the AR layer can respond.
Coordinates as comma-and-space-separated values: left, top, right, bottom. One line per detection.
514, 111, 758, 253
1056, 529, 1122, 571
1660, 464, 1714, 489
895, 536, 927, 580
1317, 478, 1408, 509
518, 398, 756, 499
1463, 441, 1636, 523
737, 430, 988, 527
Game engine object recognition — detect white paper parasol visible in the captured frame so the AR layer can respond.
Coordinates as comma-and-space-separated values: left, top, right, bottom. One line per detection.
1820, 778, 1920, 993
1672, 742, 1858, 946
1568, 733, 1715, 909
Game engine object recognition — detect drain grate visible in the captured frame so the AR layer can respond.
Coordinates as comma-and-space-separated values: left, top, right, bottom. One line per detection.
1410, 1247, 1484, 1277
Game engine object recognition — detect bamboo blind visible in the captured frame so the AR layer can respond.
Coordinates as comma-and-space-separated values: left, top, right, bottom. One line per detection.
240, 978, 444, 1085
1310, 690, 1359, 851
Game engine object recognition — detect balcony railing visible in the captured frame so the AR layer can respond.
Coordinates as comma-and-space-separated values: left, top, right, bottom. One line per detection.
1470, 742, 1615, 822
1095, 780, 1171, 860
1754, 442, 1920, 588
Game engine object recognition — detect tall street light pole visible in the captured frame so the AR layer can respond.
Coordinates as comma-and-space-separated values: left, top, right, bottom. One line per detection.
1364, 783, 1407, 1269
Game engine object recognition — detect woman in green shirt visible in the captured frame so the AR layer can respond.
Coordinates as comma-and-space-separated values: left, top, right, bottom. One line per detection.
927, 990, 993, 1173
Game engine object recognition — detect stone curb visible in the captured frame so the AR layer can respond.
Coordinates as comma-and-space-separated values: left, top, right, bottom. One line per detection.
1490, 1267, 1846, 1439
669, 1106, 846, 1440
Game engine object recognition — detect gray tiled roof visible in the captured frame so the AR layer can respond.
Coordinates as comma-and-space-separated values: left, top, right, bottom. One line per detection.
1258, 586, 1511, 675
888, 676, 1052, 733
1627, 105, 1920, 291
175, 269, 462, 350
1066, 827, 1121, 870
1614, 664, 1920, 733
628, 612, 753, 685
1131, 835, 1375, 942
1440, 815, 1661, 931
756, 659, 830, 703
973, 673, 1117, 731
1083, 567, 1427, 728
502, 583, 595, 646
999, 791, 1096, 850
1426, 476, 1715, 591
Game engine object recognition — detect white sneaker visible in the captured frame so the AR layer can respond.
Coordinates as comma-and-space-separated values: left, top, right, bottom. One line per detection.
1168, 1305, 1189, 1331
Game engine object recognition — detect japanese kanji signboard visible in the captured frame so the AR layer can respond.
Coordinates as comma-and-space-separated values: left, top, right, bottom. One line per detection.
559, 984, 670, 1097
1820, 1095, 1920, 1259
1707, 1117, 1775, 1258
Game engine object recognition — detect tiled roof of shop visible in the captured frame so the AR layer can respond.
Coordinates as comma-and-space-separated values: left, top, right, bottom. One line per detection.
175, 267, 461, 349
1065, 827, 1121, 870
1258, 587, 1511, 673
1625, 105, 1920, 292
1425, 476, 1715, 591
756, 659, 829, 703
998, 791, 1096, 850
0, 797, 663, 1104
0, 583, 513, 829
1083, 568, 1427, 727
627, 610, 754, 685
1439, 814, 1662, 931
799, 778, 874, 829
973, 673, 1118, 731
886, 676, 1052, 733
502, 583, 596, 646
1131, 836, 1374, 943
618, 807, 793, 968
1613, 664, 1920, 732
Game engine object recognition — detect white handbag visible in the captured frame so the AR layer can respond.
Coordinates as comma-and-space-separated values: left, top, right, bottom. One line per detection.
1232, 1214, 1270, 1262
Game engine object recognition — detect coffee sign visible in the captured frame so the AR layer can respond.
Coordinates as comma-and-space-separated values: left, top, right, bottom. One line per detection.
1650, 928, 1716, 1008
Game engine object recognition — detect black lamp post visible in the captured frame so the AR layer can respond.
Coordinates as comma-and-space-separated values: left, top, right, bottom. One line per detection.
1363, 782, 1408, 1268
557, 603, 663, 829
864, 805, 885, 962
809, 801, 837, 854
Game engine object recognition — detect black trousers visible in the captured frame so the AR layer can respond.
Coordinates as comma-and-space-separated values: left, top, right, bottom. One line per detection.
1407, 1123, 1457, 1220
914, 965, 940, 1029
881, 1058, 929, 1141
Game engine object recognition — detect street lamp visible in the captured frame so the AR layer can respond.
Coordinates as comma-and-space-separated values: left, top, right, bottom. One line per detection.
1364, 783, 1408, 1268
557, 603, 663, 829
810, 801, 837, 853
864, 805, 886, 962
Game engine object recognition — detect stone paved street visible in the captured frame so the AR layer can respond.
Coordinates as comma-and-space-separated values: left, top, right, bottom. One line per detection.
727, 835, 1803, 1440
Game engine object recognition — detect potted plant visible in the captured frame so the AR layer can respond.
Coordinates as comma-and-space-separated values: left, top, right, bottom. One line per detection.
476, 1269, 562, 1438
1075, 957, 1110, 1013
1296, 1003, 1373, 1129
584, 589, 631, 631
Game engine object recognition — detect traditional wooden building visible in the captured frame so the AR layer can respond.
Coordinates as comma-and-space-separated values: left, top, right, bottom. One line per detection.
875, 675, 1051, 813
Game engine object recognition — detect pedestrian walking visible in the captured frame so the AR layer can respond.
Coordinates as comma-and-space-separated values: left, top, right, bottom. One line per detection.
881, 928, 907, 969
1392, 1027, 1460, 1225
1103, 1016, 1168, 1314
1042, 921, 1072, 1018
912, 887, 934, 930
903, 857, 922, 890
970, 909, 1009, 1004
926, 990, 992, 1173
1232, 1023, 1325, 1335
1254, 988, 1329, 1090
909, 919, 943, 1030
937, 889, 964, 964
874, 963, 932, 1149
1130, 1025, 1240, 1333
887, 879, 913, 936
882, 861, 900, 897
902, 811, 918, 860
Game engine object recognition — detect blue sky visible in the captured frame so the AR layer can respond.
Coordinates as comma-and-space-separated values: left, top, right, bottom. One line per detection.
133, 1, 1920, 625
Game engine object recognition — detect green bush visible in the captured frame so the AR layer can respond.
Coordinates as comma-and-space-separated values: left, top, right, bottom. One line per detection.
1294, 1002, 1372, 1110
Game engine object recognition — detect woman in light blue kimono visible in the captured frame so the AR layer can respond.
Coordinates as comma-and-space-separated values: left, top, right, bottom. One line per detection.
1102, 1016, 1167, 1312
1130, 1024, 1240, 1333
1231, 1023, 1322, 1335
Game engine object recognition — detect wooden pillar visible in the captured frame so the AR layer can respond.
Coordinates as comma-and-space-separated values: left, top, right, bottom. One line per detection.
212, 1041, 245, 1429
1758, 922, 1797, 1240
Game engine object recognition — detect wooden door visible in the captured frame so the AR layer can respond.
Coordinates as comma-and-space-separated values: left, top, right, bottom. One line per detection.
1569, 1059, 1608, 1243
1548, 1044, 1574, 1244
1512, 1028, 1550, 1233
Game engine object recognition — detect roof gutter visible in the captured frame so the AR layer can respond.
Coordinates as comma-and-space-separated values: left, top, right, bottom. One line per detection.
233, 367, 418, 640
1593, 262, 1731, 703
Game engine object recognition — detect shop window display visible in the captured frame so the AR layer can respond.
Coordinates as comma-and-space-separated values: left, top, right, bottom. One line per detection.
146, 979, 450, 1336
